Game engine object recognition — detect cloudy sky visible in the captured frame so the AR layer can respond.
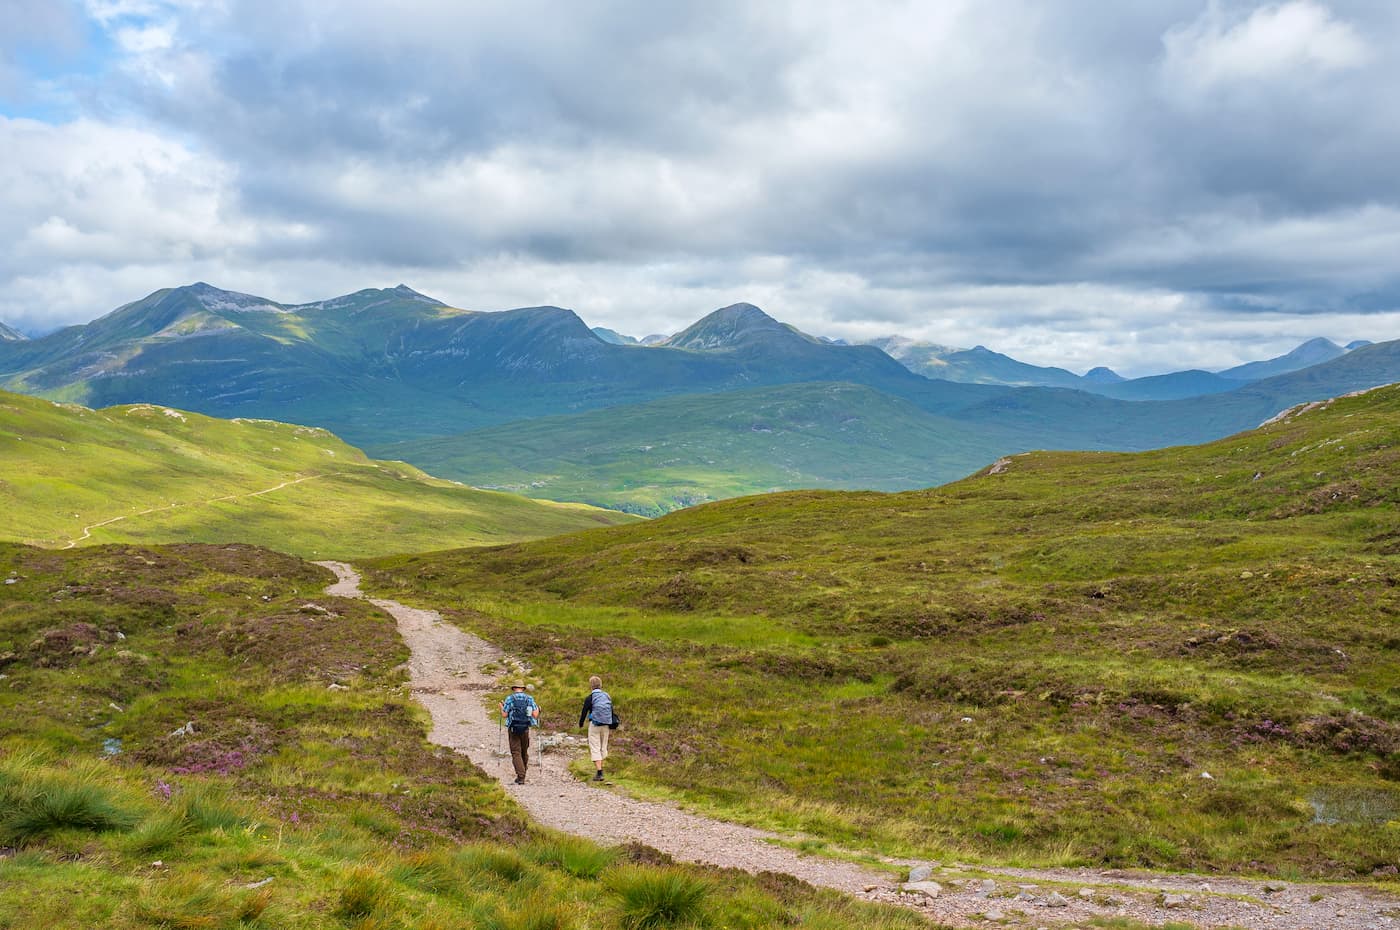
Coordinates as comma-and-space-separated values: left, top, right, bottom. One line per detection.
2, 0, 1398, 375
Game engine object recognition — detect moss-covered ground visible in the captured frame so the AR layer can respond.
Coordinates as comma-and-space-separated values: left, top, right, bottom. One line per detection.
366, 386, 1400, 880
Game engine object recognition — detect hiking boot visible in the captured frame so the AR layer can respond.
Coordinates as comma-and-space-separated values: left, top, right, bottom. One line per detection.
515, 776, 525, 784
593, 770, 604, 781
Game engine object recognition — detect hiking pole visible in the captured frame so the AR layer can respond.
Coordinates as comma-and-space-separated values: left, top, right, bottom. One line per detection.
498, 713, 503, 755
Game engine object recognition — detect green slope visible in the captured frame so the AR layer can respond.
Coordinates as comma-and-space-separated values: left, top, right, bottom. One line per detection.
0, 543, 914, 929
0, 391, 634, 558
367, 384, 1400, 876
382, 382, 1027, 515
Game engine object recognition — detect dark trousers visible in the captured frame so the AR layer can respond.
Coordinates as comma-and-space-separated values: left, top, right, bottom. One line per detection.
508, 728, 531, 780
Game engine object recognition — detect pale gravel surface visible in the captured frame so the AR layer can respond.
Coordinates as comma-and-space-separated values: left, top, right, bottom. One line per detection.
318, 561, 1400, 930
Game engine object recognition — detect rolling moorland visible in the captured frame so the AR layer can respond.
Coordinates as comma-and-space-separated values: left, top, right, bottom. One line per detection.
0, 543, 924, 929
6, 284, 1400, 516
0, 390, 633, 558
366, 384, 1400, 879
387, 338, 1400, 514
387, 383, 1029, 515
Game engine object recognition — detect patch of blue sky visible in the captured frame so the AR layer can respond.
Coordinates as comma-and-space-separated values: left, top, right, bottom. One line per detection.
1, 16, 118, 122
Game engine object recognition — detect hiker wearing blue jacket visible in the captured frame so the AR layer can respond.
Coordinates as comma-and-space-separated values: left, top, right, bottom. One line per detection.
501, 681, 539, 784
577, 676, 617, 781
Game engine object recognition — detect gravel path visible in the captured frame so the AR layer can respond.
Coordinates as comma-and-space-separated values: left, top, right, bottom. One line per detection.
318, 561, 1400, 930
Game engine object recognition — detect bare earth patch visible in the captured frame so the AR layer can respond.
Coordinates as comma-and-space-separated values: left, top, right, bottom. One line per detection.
318, 561, 1400, 930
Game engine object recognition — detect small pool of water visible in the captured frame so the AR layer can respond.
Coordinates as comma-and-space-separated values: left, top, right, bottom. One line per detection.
1309, 786, 1400, 825
102, 737, 122, 756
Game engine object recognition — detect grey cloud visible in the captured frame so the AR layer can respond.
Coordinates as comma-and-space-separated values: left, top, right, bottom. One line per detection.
5, 0, 1400, 371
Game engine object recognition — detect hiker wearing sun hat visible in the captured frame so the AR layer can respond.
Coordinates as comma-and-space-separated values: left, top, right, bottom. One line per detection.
501, 681, 539, 784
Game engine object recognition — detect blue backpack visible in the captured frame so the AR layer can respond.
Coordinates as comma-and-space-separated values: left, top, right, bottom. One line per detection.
505, 693, 535, 732
589, 689, 614, 727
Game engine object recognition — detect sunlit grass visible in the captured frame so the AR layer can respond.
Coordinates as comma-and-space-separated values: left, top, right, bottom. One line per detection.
367, 384, 1400, 876
1, 542, 914, 928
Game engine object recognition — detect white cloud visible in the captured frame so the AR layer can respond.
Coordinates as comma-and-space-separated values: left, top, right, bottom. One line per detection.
2, 1, 1399, 376
1162, 1, 1370, 95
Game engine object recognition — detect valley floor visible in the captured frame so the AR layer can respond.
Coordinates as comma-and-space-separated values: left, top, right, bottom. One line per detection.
320, 562, 1400, 930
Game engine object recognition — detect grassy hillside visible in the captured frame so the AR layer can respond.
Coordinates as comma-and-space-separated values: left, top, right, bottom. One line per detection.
0, 543, 920, 929
384, 383, 1025, 515
0, 391, 633, 559
367, 385, 1400, 878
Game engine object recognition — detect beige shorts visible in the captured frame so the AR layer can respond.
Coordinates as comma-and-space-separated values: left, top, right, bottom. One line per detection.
587, 721, 610, 762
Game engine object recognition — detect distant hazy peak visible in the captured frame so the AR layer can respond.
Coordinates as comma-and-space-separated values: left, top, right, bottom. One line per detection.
1346, 340, 1372, 351
1219, 337, 1349, 381
592, 326, 641, 345
0, 320, 26, 341
863, 335, 964, 357
1082, 366, 1125, 384
665, 302, 813, 350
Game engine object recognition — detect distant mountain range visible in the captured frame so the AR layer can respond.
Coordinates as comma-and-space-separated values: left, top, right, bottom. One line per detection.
0, 321, 26, 341
0, 285, 941, 445
592, 324, 1373, 400
3, 283, 1398, 513
861, 334, 1372, 400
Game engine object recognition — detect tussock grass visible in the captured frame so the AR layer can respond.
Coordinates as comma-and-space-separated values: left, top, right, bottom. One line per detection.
136, 876, 271, 928
335, 864, 398, 919
524, 835, 619, 879
456, 843, 535, 885
475, 895, 578, 930
126, 809, 192, 853
0, 755, 139, 845
609, 866, 712, 928
389, 850, 460, 895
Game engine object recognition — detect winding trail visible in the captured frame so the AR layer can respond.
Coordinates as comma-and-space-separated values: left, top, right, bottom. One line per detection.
318, 561, 1400, 930
63, 473, 337, 548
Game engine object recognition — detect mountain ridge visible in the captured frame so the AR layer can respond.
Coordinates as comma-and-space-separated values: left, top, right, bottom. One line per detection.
0, 284, 958, 444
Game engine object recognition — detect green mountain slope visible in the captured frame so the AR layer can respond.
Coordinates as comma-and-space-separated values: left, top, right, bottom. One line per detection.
0, 390, 633, 558
367, 384, 1400, 875
0, 285, 957, 446
383, 382, 1025, 515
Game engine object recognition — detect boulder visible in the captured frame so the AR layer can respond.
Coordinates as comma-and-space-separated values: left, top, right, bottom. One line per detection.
901, 881, 942, 900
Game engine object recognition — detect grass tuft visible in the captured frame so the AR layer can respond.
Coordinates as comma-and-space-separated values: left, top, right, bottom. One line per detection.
335, 865, 396, 920
0, 762, 138, 845
457, 844, 534, 885
524, 835, 618, 879
136, 875, 271, 929
609, 866, 712, 929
